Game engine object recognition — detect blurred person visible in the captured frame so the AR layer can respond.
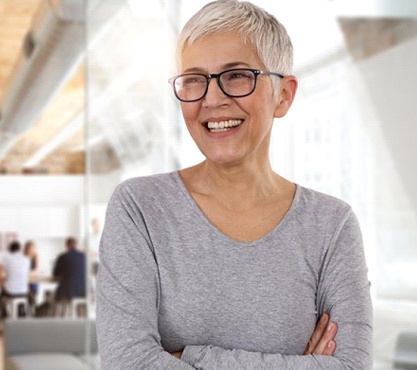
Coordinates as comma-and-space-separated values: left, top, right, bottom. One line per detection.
0, 240, 31, 317
89, 217, 102, 302
89, 217, 101, 275
24, 240, 39, 306
53, 237, 86, 315
96, 0, 373, 368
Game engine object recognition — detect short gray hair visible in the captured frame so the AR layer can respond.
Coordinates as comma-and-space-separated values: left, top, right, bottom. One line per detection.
177, 0, 293, 75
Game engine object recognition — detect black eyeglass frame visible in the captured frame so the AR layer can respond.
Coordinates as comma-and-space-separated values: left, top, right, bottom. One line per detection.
168, 68, 285, 102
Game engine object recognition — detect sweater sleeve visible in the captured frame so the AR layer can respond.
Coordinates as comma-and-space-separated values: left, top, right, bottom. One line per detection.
180, 209, 373, 370
96, 184, 195, 370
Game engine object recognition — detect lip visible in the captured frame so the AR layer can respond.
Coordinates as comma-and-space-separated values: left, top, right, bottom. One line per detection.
202, 116, 242, 123
200, 118, 245, 138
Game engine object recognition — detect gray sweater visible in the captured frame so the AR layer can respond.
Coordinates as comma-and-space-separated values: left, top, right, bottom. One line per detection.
97, 171, 372, 369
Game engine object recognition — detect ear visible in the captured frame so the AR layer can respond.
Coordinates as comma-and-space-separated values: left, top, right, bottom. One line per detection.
274, 75, 298, 118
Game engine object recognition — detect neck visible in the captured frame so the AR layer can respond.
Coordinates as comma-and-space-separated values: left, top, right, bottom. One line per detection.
181, 158, 286, 210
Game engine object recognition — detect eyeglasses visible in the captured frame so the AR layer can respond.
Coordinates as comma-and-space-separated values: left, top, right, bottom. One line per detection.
168, 68, 284, 102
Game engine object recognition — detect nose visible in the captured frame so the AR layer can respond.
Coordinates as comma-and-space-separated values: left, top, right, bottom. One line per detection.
203, 77, 230, 106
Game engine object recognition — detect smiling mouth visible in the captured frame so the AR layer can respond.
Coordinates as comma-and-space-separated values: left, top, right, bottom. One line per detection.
205, 119, 243, 133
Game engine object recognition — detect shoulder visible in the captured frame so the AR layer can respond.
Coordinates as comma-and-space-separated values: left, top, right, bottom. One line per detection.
0, 255, 10, 267
114, 172, 179, 197
296, 185, 351, 213
11, 254, 30, 265
56, 251, 68, 261
109, 172, 183, 212
1, 254, 10, 262
291, 186, 364, 259
293, 185, 355, 229
75, 250, 86, 258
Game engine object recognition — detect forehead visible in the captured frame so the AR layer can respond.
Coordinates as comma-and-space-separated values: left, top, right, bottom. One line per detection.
180, 32, 263, 72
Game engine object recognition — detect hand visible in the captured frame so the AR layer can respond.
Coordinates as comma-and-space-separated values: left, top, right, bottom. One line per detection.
171, 351, 182, 359
304, 312, 338, 356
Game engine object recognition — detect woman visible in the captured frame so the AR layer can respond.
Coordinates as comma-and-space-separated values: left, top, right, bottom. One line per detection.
96, 1, 372, 368
24, 240, 39, 306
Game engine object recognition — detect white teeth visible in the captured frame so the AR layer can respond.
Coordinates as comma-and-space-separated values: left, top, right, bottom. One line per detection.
207, 120, 242, 132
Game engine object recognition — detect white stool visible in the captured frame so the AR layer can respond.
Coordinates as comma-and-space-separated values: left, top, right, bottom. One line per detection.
5, 297, 30, 319
53, 297, 88, 318
69, 297, 88, 318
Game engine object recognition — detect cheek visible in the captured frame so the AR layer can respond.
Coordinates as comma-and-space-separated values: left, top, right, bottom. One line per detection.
258, 90, 278, 117
181, 102, 200, 122
181, 104, 203, 139
243, 93, 275, 120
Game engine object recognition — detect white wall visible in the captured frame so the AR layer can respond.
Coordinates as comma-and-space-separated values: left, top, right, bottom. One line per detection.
0, 175, 84, 275
0, 168, 142, 275
358, 36, 417, 211
0, 175, 84, 205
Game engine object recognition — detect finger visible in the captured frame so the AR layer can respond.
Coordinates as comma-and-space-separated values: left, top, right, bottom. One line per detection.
304, 313, 329, 354
312, 322, 338, 355
322, 340, 337, 356
304, 313, 330, 355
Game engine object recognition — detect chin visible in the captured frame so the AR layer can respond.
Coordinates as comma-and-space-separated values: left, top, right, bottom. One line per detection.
205, 154, 245, 167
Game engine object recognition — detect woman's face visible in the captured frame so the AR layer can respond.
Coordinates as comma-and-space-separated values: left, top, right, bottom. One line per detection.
179, 32, 282, 168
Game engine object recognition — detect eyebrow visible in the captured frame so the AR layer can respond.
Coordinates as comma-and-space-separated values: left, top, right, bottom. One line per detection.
183, 61, 252, 74
223, 62, 251, 69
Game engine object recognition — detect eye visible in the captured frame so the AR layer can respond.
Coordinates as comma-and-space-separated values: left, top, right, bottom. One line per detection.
181, 75, 206, 86
225, 70, 254, 81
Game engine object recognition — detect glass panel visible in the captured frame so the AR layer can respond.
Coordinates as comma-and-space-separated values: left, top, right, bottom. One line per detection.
267, 7, 417, 369
0, 0, 96, 366
85, 0, 180, 366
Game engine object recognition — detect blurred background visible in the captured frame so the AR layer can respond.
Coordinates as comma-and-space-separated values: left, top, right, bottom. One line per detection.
0, 0, 416, 368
